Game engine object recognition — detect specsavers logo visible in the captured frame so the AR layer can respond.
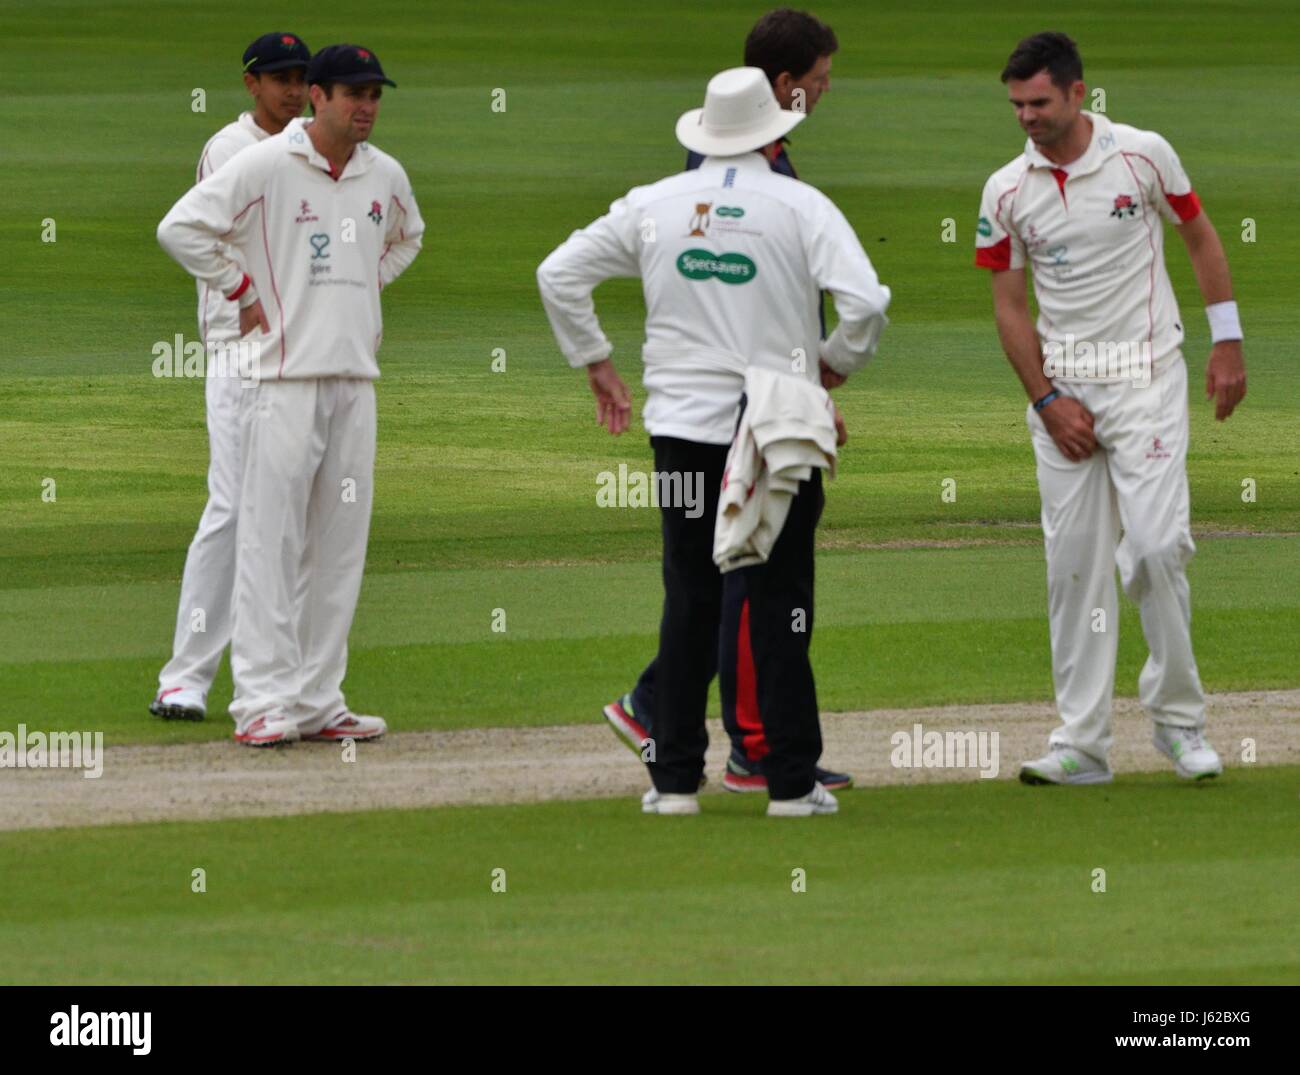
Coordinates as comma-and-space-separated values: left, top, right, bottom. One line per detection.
676, 250, 757, 284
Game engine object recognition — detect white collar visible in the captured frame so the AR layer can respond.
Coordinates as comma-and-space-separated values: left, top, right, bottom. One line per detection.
282, 117, 374, 178
238, 111, 273, 141
1023, 112, 1119, 177
698, 151, 776, 175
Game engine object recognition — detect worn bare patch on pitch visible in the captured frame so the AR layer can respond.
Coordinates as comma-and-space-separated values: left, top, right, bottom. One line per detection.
1, 690, 1295, 831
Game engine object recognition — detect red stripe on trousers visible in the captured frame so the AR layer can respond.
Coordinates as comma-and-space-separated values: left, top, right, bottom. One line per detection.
736, 598, 769, 761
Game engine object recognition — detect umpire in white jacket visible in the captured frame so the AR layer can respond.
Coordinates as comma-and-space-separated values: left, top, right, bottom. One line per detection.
157, 45, 424, 746
537, 67, 890, 814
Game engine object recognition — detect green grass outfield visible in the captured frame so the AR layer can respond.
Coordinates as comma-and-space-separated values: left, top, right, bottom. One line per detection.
2, 768, 1297, 985
0, 0, 1296, 983
1, 0, 1296, 740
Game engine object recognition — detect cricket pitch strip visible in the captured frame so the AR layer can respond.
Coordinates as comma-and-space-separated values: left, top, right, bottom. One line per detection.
2, 690, 1296, 831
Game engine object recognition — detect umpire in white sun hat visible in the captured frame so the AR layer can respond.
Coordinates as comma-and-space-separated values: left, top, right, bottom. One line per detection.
629, 19, 856, 800
538, 67, 890, 816
674, 65, 806, 153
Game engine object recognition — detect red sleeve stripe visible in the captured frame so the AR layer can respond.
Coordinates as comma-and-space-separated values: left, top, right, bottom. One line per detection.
975, 237, 1011, 270
1121, 151, 1202, 222
225, 274, 252, 301
1165, 189, 1201, 222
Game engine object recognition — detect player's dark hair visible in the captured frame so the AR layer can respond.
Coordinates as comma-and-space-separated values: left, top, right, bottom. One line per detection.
1001, 31, 1083, 92
306, 81, 336, 116
744, 8, 838, 83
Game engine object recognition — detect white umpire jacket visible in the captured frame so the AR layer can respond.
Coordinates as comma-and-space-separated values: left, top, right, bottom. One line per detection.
537, 151, 891, 444
714, 366, 838, 571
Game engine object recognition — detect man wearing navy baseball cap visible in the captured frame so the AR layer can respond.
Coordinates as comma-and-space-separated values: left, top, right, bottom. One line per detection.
242, 32, 313, 131
304, 45, 396, 168
157, 41, 423, 746
150, 31, 311, 725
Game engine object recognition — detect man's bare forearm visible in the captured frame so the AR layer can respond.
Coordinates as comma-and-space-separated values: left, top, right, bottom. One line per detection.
996, 307, 1053, 402
1181, 212, 1234, 305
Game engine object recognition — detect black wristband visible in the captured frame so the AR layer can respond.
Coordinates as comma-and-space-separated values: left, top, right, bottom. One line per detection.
1033, 389, 1061, 412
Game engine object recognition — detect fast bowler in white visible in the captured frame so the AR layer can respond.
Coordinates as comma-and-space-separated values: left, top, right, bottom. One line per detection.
975, 33, 1243, 785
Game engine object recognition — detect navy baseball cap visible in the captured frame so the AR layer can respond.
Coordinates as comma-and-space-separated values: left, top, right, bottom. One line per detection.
242, 32, 311, 73
307, 44, 396, 88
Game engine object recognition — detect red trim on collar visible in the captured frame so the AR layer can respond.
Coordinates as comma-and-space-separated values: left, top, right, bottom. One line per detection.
1050, 167, 1068, 207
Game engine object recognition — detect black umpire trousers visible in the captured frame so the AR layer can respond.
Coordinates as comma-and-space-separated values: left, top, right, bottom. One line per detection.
724, 468, 824, 799
637, 436, 727, 794
636, 435, 825, 798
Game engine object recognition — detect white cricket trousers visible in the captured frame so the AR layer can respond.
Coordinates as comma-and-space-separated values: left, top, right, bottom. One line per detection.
157, 368, 246, 697
1029, 355, 1206, 763
228, 377, 376, 734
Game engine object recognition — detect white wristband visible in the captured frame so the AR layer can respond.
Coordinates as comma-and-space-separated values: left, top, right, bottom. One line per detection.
1206, 300, 1242, 343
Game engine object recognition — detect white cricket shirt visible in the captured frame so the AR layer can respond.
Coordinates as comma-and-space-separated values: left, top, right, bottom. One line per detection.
158, 116, 424, 381
537, 151, 891, 444
195, 112, 271, 344
975, 112, 1202, 380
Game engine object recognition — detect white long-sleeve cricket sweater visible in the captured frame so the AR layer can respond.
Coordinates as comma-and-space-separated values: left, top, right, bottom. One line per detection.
537, 151, 891, 445
194, 112, 271, 344
158, 116, 424, 381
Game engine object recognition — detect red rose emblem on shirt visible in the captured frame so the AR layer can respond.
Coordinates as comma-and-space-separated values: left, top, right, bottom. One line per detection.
1110, 193, 1138, 219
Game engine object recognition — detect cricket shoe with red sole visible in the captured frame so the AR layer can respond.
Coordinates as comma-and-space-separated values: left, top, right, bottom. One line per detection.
603, 693, 651, 756
303, 711, 387, 742
150, 687, 206, 722
604, 696, 708, 788
723, 753, 853, 793
234, 711, 300, 748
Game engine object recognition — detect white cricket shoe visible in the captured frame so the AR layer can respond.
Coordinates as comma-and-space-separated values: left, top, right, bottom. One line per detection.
641, 788, 700, 815
767, 782, 838, 817
302, 711, 388, 742
1019, 745, 1113, 785
234, 711, 301, 748
150, 686, 206, 722
1153, 726, 1223, 780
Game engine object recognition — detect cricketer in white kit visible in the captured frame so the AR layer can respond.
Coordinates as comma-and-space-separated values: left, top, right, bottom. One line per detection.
151, 32, 312, 723
157, 44, 424, 746
976, 33, 1246, 785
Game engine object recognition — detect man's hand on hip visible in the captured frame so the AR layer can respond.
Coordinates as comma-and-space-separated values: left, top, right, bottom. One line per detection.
1040, 394, 1097, 462
1205, 340, 1246, 421
832, 402, 847, 446
586, 358, 632, 435
819, 359, 847, 390
240, 300, 270, 338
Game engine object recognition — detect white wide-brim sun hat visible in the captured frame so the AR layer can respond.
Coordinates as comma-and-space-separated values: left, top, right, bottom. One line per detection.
676, 66, 805, 157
